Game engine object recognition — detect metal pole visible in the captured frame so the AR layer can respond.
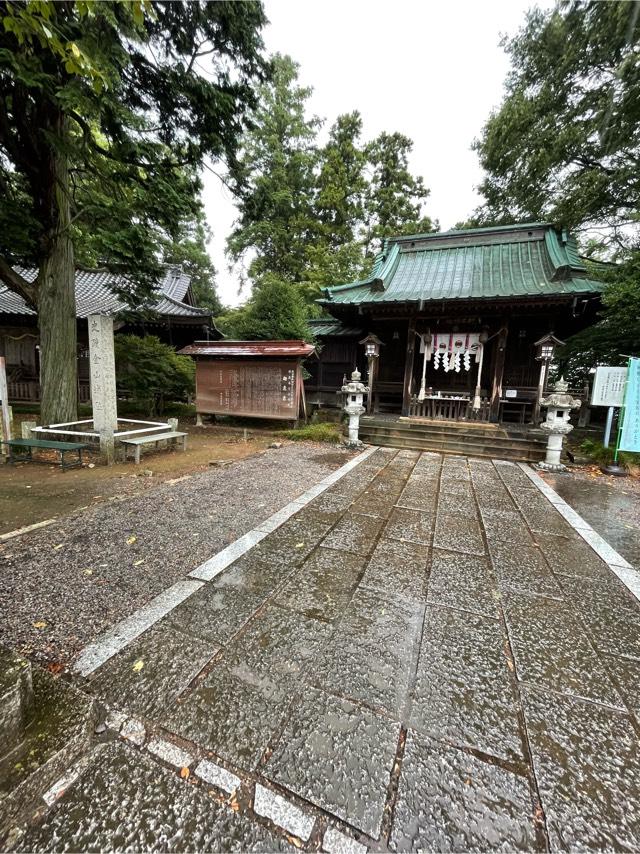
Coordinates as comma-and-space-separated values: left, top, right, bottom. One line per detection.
603, 406, 614, 448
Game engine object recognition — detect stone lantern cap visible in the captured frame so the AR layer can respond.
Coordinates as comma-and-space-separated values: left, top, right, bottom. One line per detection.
540, 376, 581, 411
341, 368, 369, 395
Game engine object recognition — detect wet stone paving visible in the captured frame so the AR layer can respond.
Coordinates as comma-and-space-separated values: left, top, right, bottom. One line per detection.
16, 449, 640, 852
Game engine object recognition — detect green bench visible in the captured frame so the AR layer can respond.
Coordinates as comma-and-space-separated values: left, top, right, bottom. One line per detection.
1, 438, 89, 470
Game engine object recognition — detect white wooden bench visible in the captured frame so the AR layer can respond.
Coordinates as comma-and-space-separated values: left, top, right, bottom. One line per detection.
120, 431, 188, 464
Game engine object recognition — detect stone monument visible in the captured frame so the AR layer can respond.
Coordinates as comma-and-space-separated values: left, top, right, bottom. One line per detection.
537, 377, 581, 471
88, 314, 118, 464
341, 368, 369, 447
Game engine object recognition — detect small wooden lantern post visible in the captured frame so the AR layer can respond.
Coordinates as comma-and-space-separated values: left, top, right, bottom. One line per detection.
533, 333, 565, 424
359, 333, 383, 414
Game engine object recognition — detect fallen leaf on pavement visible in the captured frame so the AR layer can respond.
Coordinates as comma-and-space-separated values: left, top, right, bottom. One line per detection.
180, 767, 190, 779
33, 621, 47, 629
126, 536, 137, 545
132, 659, 144, 672
133, 559, 145, 566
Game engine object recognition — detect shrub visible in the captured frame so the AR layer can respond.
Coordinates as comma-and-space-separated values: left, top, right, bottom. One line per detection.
114, 335, 195, 416
283, 422, 342, 443
580, 438, 640, 470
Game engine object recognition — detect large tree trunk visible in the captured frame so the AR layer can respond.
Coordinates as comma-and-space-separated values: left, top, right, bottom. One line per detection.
37, 119, 78, 426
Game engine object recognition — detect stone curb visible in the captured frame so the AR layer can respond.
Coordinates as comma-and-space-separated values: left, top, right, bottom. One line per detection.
72, 447, 378, 676
253, 783, 315, 841
323, 826, 368, 854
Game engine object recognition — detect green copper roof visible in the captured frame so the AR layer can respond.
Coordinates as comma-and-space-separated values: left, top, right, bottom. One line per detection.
307, 318, 363, 337
320, 224, 605, 307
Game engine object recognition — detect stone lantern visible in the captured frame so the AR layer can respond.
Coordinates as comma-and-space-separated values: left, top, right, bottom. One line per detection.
341, 368, 369, 447
537, 377, 581, 471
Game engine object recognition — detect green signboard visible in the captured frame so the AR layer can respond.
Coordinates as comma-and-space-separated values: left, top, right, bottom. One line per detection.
619, 357, 640, 453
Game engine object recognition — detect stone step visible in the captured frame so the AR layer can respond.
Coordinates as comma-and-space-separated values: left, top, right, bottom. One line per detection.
360, 423, 545, 449
361, 418, 546, 443
363, 417, 503, 436
0, 654, 97, 844
359, 430, 545, 462
360, 429, 546, 452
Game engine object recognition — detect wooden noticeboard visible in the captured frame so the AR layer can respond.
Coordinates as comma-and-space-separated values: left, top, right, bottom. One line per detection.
195, 359, 303, 420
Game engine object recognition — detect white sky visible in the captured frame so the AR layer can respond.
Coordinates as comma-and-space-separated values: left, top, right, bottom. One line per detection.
202, 0, 552, 308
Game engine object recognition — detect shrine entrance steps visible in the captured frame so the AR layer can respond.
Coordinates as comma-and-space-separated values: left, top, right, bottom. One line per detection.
359, 416, 547, 462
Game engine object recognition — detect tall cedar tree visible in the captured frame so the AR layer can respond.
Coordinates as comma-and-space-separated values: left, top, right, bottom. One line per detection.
363, 132, 436, 257
474, 0, 640, 252
0, 0, 267, 423
226, 54, 321, 289
473, 0, 640, 373
161, 214, 222, 315
226, 54, 436, 314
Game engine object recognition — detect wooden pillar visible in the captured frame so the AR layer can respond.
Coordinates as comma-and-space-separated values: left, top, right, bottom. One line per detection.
402, 317, 417, 416
490, 319, 509, 422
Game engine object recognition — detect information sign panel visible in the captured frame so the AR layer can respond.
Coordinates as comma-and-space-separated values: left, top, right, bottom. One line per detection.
195, 359, 300, 420
619, 358, 640, 453
591, 366, 627, 407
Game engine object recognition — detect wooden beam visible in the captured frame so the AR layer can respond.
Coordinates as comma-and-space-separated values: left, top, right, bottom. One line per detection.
490, 319, 509, 421
402, 317, 417, 416
0, 356, 12, 446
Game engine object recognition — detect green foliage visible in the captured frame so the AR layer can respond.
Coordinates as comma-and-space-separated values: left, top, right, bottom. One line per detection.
218, 277, 313, 341
282, 422, 342, 443
161, 214, 221, 314
473, 1, 640, 253
226, 54, 435, 301
1, 0, 268, 285
0, 0, 268, 420
226, 54, 321, 289
114, 334, 195, 415
579, 438, 640, 470
560, 256, 640, 383
362, 132, 436, 256
474, 0, 640, 381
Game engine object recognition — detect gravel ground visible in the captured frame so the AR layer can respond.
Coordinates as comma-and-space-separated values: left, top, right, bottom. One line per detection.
0, 443, 355, 667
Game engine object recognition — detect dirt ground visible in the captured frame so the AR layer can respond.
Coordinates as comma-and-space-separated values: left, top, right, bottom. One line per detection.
0, 417, 291, 536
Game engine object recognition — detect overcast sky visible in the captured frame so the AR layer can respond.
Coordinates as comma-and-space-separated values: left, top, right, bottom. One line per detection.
202, 0, 552, 307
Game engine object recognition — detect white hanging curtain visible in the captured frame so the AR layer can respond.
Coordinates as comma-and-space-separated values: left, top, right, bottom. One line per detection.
431, 333, 482, 371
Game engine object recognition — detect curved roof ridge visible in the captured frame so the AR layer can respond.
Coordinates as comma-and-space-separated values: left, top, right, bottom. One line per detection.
319, 223, 605, 308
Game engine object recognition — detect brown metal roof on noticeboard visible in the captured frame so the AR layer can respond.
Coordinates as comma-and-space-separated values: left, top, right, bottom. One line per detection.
179, 340, 315, 358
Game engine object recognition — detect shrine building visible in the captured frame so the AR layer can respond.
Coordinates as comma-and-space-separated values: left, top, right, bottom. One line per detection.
307, 223, 603, 443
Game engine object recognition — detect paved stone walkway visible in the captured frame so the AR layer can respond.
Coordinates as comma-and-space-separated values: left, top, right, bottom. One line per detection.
17, 450, 640, 851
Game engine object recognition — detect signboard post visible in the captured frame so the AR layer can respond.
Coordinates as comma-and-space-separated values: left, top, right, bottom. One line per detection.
590, 366, 627, 448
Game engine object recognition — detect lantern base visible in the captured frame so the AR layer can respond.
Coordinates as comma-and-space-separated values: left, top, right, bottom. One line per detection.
535, 461, 567, 473
600, 463, 628, 477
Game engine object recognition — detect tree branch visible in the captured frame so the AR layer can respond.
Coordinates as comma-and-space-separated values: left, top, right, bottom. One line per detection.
0, 255, 37, 307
